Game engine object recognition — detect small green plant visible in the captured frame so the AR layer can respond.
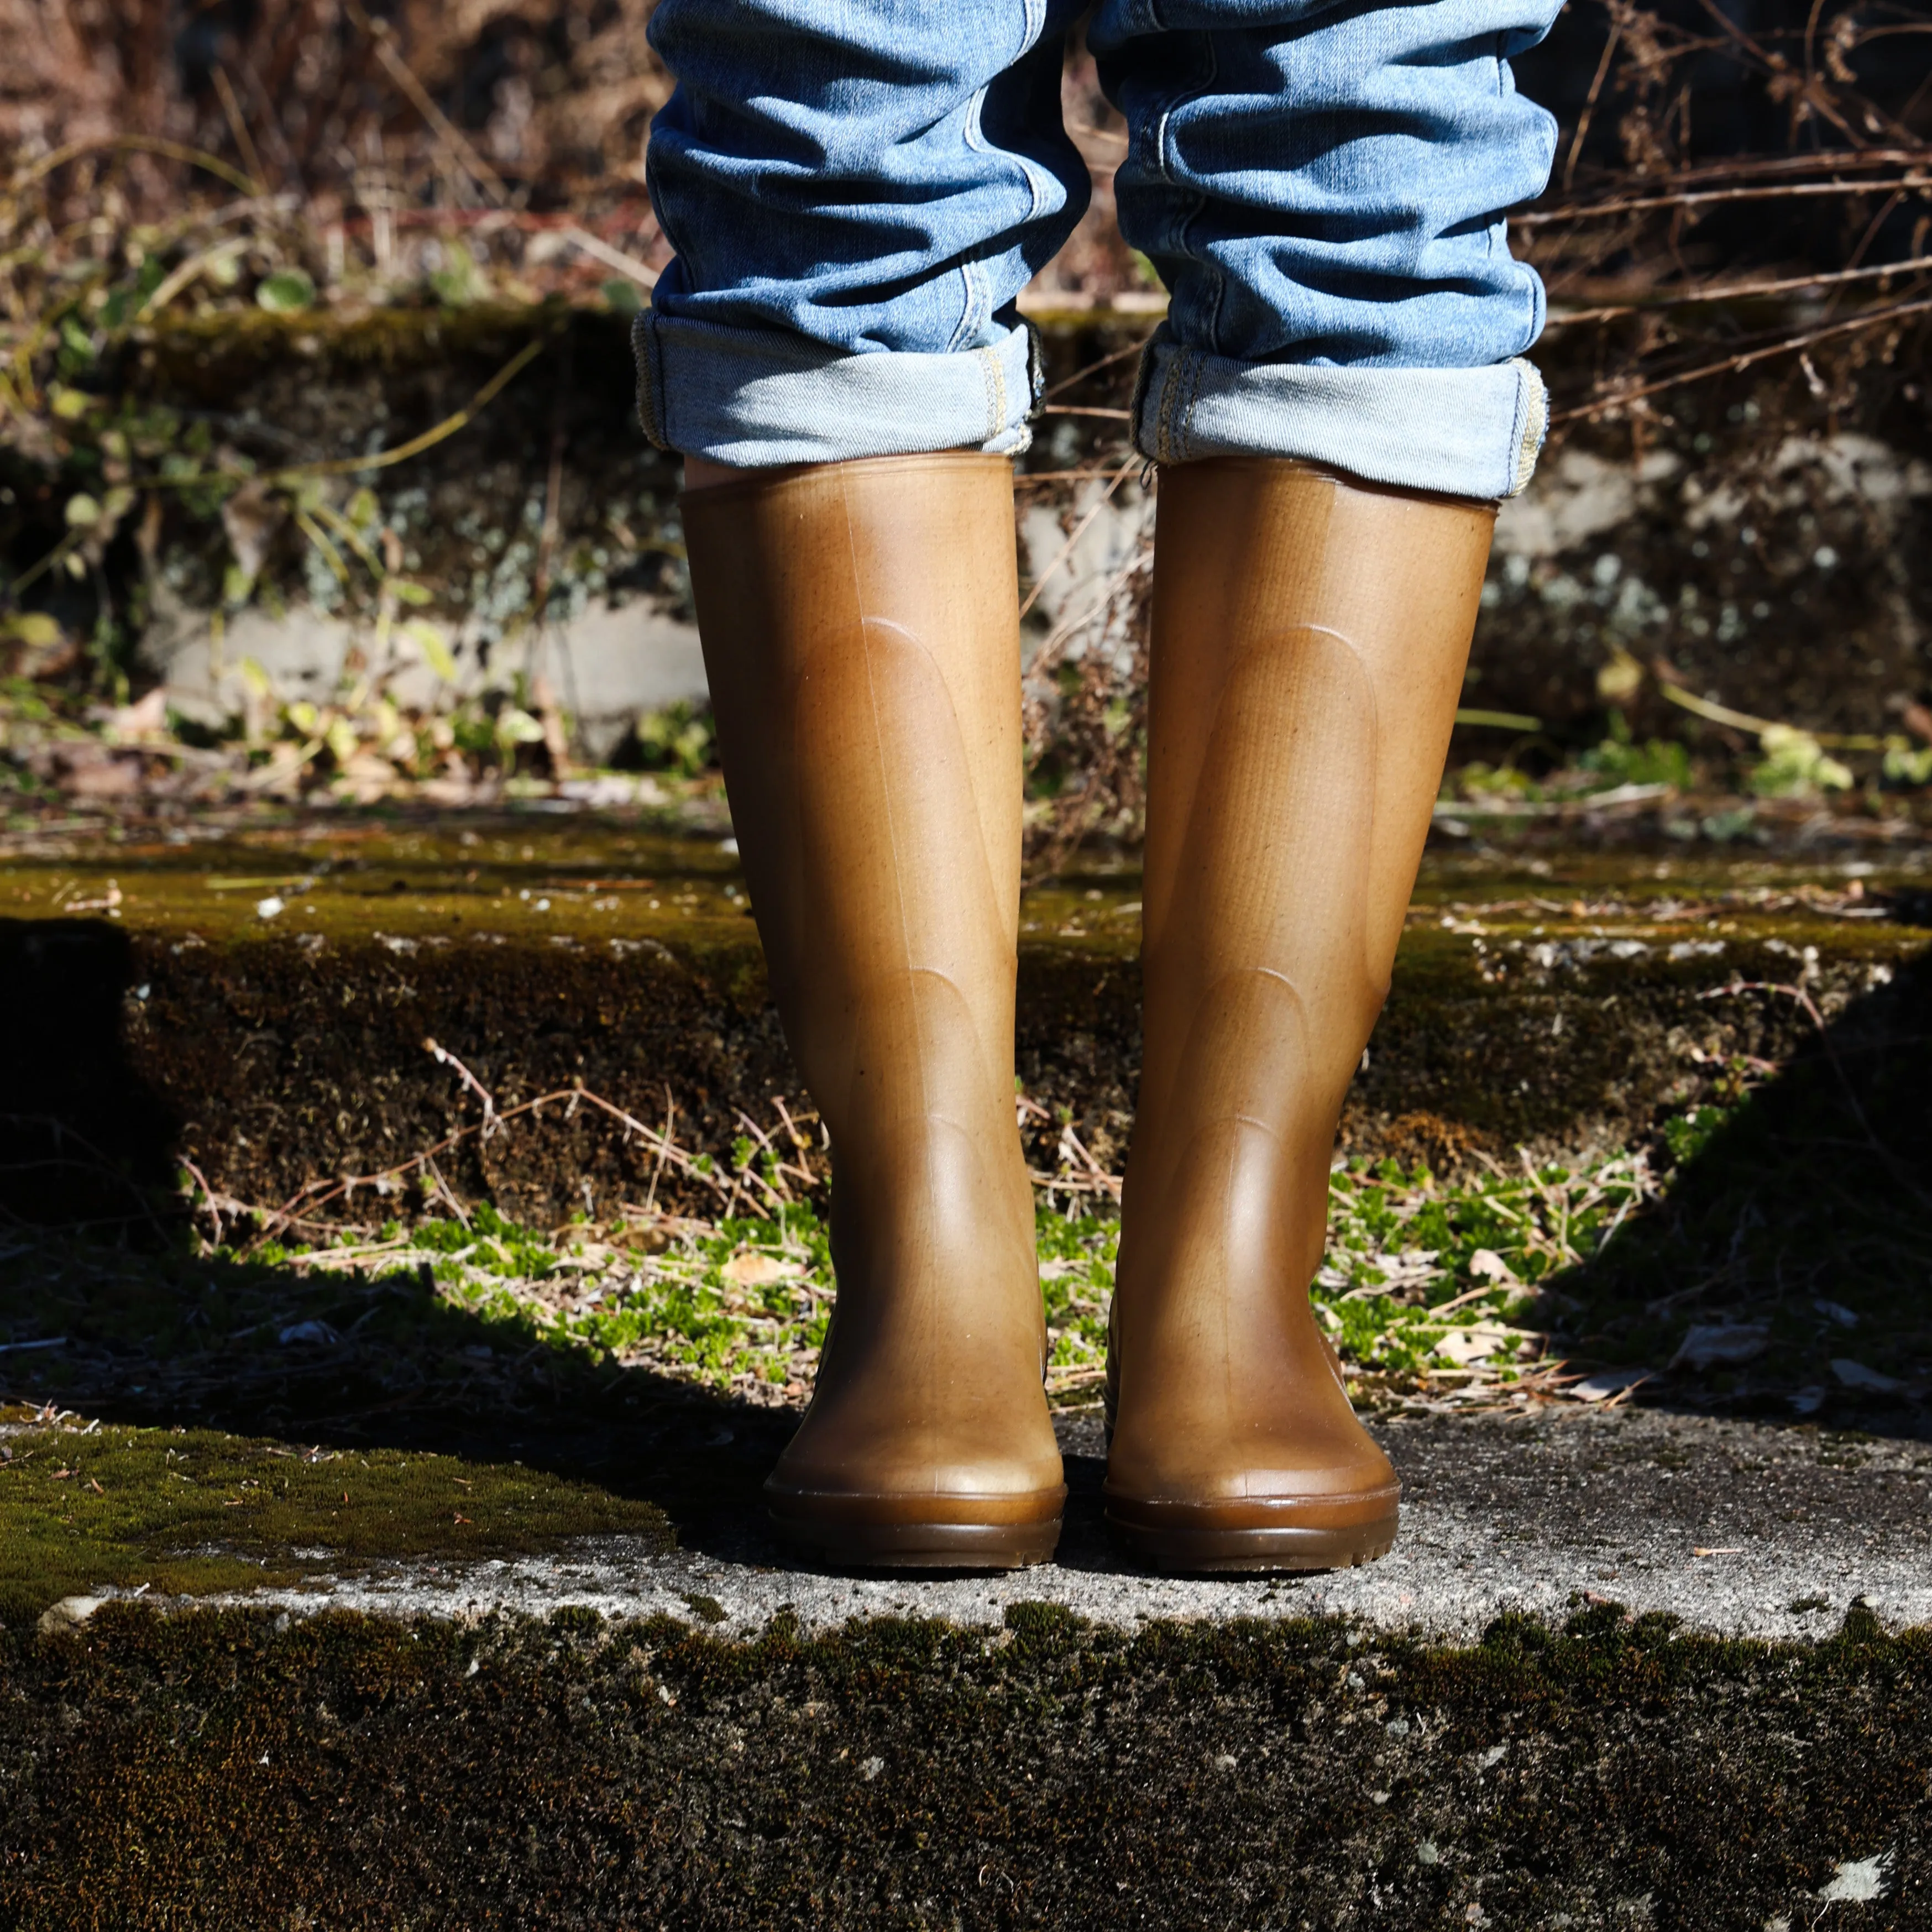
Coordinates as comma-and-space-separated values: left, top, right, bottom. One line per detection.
1881, 736, 1932, 787
633, 701, 716, 777
1748, 725, 1853, 798
255, 267, 317, 313
1451, 760, 1543, 802
1580, 711, 1692, 790
427, 243, 484, 308
301, 1151, 1659, 1402
1662, 1104, 1731, 1165
1310, 1153, 1652, 1384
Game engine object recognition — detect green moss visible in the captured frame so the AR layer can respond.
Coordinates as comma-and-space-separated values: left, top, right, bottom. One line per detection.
0, 820, 758, 949
1, 1599, 1925, 1928
0, 1412, 669, 1625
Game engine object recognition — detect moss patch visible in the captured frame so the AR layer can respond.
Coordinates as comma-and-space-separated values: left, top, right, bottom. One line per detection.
0, 1412, 669, 1625
1, 1599, 1926, 1928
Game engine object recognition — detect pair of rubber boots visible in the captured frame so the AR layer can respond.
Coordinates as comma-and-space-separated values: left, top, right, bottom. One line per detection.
683, 452, 1493, 1573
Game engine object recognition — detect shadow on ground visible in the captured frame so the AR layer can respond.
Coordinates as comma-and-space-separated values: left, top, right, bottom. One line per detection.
1536, 949, 1931, 1433
0, 918, 177, 1227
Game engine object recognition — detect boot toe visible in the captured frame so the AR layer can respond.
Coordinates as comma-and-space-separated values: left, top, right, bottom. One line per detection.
766, 1416, 1065, 1569
1103, 1427, 1399, 1574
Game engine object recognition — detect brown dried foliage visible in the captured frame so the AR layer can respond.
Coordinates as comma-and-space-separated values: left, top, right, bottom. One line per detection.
1, 0, 672, 203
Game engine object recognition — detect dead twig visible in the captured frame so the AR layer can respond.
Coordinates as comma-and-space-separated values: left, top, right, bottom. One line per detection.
245, 1074, 730, 1250
423, 1037, 499, 1137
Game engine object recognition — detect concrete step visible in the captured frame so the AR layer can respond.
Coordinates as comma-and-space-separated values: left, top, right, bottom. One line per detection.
4, 809, 1928, 1227
19, 1404, 1925, 1643
3, 1391, 1928, 1928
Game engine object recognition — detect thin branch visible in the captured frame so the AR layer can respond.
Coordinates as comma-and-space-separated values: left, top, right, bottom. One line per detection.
8, 135, 263, 197
1039, 336, 1153, 402
139, 337, 548, 492
1549, 292, 1932, 423
1017, 458, 1139, 622
1563, 19, 1622, 195
343, 0, 658, 288
1544, 249, 1932, 324
1519, 169, 1932, 224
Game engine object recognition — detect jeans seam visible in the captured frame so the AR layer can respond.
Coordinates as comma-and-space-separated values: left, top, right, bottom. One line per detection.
1151, 347, 1175, 462
630, 310, 668, 451
1508, 359, 1547, 496
961, 35, 1051, 341
951, 259, 983, 355
954, 88, 995, 354
1154, 343, 1194, 464
1197, 35, 1227, 358
1023, 0, 1046, 62
978, 344, 1008, 445
1022, 317, 1046, 420
1150, 35, 1223, 362
1129, 328, 1161, 459
1006, 0, 1055, 229
1180, 344, 1209, 462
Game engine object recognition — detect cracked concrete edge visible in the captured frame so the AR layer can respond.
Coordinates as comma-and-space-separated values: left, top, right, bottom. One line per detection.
45, 1512, 1930, 1645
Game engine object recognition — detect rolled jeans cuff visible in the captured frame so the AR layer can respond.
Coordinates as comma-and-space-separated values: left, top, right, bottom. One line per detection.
632, 310, 1042, 467
1131, 332, 1548, 500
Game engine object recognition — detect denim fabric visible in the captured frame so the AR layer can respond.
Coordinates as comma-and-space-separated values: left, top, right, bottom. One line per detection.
641, 0, 1563, 496
1132, 335, 1549, 499
633, 310, 1043, 465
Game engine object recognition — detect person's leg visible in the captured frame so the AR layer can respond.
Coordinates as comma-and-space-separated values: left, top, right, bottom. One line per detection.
642, 0, 1090, 1566
1093, 0, 1559, 496
1091, 0, 1562, 1570
640, 0, 1087, 468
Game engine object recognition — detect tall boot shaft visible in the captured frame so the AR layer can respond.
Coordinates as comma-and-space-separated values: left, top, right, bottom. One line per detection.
1106, 457, 1494, 1570
1136, 460, 1493, 1180
685, 457, 1023, 1151
682, 454, 1062, 1563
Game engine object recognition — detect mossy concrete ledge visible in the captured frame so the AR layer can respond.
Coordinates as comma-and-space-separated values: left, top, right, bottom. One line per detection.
3, 821, 1929, 1222
10, 1404, 1928, 1645
2, 1590, 1927, 1926
4, 1398, 1929, 1926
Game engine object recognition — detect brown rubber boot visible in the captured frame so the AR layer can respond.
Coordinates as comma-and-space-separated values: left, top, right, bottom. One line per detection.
681, 452, 1065, 1569
1103, 456, 1496, 1573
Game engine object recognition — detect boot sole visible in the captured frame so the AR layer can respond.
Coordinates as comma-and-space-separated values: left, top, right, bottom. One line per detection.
766, 1489, 1065, 1571
1104, 1497, 1399, 1574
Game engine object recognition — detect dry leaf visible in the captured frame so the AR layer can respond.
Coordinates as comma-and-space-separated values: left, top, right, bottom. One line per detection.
1434, 1323, 1518, 1365
721, 1251, 803, 1286
1670, 1323, 1767, 1371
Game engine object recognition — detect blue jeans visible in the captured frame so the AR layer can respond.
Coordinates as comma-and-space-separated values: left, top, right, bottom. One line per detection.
637, 0, 1562, 499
